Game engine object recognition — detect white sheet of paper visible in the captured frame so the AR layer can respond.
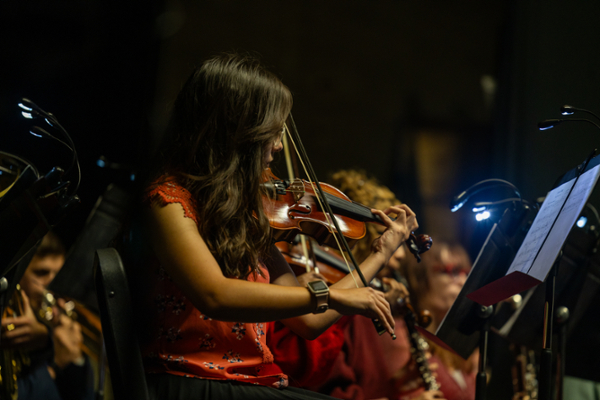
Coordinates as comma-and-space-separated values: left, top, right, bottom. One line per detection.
528, 164, 600, 280
506, 164, 600, 281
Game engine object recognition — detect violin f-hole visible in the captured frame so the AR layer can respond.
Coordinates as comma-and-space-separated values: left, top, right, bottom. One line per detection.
288, 203, 311, 217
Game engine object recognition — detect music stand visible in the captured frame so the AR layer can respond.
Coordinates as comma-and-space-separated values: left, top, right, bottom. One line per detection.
434, 152, 600, 400
493, 222, 600, 398
432, 204, 535, 358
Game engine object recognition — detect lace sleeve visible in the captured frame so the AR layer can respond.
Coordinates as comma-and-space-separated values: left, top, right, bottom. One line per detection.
143, 178, 199, 225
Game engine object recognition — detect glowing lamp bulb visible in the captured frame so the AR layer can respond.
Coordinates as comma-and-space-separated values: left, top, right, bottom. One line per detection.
18, 103, 33, 111
475, 211, 491, 222
576, 216, 587, 228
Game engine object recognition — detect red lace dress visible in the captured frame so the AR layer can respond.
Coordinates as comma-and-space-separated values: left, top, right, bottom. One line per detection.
138, 176, 288, 388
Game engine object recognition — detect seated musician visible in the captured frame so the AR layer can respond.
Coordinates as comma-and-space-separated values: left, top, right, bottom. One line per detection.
388, 241, 477, 400
268, 169, 445, 400
126, 52, 418, 400
1, 232, 94, 400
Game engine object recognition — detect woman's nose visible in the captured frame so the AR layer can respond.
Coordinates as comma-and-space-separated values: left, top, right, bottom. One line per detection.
273, 140, 284, 153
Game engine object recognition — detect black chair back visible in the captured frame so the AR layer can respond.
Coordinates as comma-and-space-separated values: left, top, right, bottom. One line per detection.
94, 247, 149, 400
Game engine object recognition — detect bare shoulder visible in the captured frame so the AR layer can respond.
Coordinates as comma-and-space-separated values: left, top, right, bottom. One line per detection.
145, 201, 221, 278
146, 201, 199, 236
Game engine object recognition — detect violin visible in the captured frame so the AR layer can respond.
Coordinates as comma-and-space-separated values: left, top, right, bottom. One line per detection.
275, 240, 349, 285
270, 117, 430, 338
262, 169, 432, 261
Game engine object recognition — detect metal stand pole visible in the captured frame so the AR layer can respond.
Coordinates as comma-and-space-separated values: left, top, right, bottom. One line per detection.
476, 304, 494, 400
538, 252, 561, 400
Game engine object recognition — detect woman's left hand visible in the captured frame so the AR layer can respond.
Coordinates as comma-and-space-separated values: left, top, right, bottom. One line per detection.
371, 205, 418, 260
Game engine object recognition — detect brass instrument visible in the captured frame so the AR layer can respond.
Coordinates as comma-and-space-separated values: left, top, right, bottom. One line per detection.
40, 290, 103, 365
0, 286, 31, 400
39, 290, 112, 399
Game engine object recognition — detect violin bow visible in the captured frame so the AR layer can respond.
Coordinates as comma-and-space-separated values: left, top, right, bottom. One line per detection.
284, 114, 390, 337
281, 128, 315, 274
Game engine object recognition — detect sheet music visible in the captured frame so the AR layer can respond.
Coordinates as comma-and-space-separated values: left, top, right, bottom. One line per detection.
528, 164, 600, 280
506, 164, 600, 280
505, 179, 574, 276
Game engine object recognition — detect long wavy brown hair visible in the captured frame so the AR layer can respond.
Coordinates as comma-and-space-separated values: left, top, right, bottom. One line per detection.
151, 52, 293, 279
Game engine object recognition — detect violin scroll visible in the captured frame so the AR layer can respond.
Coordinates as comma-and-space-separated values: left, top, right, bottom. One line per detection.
406, 234, 432, 263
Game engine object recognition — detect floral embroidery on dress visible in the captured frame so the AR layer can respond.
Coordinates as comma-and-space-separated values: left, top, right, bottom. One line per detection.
166, 327, 183, 342
203, 362, 225, 370
223, 350, 243, 363
163, 354, 189, 365
232, 323, 246, 340
255, 338, 263, 353
255, 323, 265, 337
171, 298, 186, 315
155, 294, 167, 312
157, 326, 183, 343
154, 293, 186, 314
198, 312, 212, 321
199, 334, 216, 350
254, 323, 265, 352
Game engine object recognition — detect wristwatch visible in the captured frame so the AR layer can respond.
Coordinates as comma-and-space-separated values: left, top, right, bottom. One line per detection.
307, 280, 329, 313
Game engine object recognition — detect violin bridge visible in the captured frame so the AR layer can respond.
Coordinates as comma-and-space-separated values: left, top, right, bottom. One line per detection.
290, 178, 305, 203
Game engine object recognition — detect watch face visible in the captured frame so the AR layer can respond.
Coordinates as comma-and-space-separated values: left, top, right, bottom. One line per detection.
310, 280, 328, 291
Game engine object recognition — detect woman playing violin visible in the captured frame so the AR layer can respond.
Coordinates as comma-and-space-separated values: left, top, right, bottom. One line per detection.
129, 52, 418, 399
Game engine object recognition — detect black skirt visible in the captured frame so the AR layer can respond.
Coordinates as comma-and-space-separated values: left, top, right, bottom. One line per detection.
147, 373, 339, 400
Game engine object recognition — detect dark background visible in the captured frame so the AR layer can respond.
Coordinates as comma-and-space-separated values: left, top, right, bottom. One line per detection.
1, 0, 599, 395
3, 1, 599, 255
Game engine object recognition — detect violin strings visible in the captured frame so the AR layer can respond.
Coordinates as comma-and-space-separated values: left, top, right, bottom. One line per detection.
284, 123, 360, 289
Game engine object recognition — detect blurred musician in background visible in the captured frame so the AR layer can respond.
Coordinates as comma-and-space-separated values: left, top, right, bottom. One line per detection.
1, 232, 94, 400
390, 241, 477, 400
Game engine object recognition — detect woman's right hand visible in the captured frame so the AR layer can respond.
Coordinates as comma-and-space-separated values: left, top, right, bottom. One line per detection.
329, 286, 395, 335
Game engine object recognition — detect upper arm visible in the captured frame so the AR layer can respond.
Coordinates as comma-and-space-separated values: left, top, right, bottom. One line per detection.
145, 202, 227, 312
